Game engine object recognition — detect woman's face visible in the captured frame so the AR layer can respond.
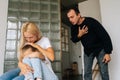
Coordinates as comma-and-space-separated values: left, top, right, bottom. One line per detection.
24, 32, 38, 43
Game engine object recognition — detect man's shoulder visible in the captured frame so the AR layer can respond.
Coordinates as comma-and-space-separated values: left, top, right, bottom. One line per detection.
85, 17, 95, 20
85, 17, 99, 24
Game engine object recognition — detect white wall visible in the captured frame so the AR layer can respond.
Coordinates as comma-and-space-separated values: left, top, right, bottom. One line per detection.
78, 0, 101, 22
0, 0, 8, 75
99, 0, 120, 80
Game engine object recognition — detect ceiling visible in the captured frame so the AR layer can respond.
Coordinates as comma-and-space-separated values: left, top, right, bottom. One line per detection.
61, 0, 86, 26
61, 0, 85, 8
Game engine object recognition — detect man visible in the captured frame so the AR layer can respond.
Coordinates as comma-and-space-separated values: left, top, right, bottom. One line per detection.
66, 5, 113, 80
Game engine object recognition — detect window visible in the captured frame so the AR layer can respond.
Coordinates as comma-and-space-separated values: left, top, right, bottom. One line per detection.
61, 26, 69, 52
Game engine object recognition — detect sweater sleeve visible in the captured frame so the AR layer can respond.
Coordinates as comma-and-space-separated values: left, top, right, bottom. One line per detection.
92, 19, 113, 54
70, 26, 81, 43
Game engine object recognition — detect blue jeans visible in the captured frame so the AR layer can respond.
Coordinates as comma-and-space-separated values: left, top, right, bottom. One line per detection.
23, 57, 43, 80
0, 59, 58, 80
84, 49, 109, 80
0, 68, 24, 80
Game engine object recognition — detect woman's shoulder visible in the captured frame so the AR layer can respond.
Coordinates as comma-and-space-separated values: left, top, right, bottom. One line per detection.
37, 36, 50, 43
41, 36, 49, 41
36, 36, 52, 48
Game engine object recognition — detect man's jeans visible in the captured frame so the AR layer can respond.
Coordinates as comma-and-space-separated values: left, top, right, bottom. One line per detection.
84, 49, 109, 80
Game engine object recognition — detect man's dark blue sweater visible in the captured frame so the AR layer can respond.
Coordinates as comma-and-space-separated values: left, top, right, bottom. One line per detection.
71, 17, 113, 56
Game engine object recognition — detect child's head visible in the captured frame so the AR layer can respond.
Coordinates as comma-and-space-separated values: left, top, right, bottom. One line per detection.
22, 44, 39, 54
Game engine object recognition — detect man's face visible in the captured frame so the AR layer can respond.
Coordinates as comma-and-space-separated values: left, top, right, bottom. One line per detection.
67, 9, 80, 25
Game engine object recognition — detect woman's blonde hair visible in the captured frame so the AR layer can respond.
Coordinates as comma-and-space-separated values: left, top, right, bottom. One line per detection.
19, 22, 42, 52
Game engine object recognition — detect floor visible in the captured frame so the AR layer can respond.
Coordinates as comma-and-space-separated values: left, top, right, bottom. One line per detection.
62, 68, 83, 80
63, 75, 83, 80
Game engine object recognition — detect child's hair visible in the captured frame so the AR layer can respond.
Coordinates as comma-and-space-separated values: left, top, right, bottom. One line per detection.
22, 44, 39, 53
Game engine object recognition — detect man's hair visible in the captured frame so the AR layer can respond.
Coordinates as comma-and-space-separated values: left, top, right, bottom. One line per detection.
22, 44, 38, 52
67, 4, 80, 15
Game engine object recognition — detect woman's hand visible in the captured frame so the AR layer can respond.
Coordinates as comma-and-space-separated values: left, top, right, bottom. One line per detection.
26, 43, 39, 49
19, 62, 33, 75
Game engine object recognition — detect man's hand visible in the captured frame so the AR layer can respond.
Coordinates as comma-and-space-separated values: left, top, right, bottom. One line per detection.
102, 54, 111, 63
77, 25, 88, 38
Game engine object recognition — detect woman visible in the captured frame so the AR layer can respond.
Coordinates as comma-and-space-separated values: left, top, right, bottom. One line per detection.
0, 22, 58, 80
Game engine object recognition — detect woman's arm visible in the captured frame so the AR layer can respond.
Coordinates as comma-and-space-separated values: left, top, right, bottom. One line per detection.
27, 43, 55, 61
40, 47, 55, 61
